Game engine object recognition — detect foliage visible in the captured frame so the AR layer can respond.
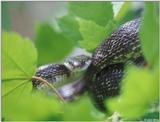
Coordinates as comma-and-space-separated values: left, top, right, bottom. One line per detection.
107, 66, 158, 120
2, 93, 62, 121
140, 3, 159, 69
35, 23, 74, 65
2, 32, 63, 121
62, 96, 105, 121
57, 2, 115, 52
78, 18, 116, 52
68, 2, 113, 26
2, 1, 159, 121
112, 2, 131, 21
106, 2, 159, 120
2, 32, 37, 97
57, 14, 82, 43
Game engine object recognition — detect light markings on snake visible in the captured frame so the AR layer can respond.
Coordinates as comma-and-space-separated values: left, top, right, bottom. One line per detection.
32, 18, 145, 112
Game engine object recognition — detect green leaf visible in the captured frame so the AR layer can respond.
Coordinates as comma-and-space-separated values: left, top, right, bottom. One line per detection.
112, 2, 131, 21
68, 2, 113, 26
115, 3, 140, 27
112, 2, 125, 18
141, 111, 159, 120
35, 23, 75, 65
62, 96, 105, 121
57, 14, 82, 43
78, 18, 116, 52
2, 32, 37, 97
2, 32, 62, 120
78, 19, 105, 51
2, 92, 62, 121
140, 3, 159, 68
107, 66, 159, 120
103, 20, 117, 40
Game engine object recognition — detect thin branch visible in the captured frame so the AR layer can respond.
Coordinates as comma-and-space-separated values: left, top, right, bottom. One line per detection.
32, 76, 65, 103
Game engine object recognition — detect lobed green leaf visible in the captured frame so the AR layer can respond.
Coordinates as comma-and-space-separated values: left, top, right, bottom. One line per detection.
107, 66, 158, 120
2, 92, 62, 121
140, 2, 159, 69
68, 2, 113, 26
57, 14, 82, 43
78, 18, 116, 52
35, 23, 75, 65
113, 2, 131, 21
2, 32, 37, 97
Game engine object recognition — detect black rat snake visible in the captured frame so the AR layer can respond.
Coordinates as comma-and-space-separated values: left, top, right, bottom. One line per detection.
32, 18, 146, 111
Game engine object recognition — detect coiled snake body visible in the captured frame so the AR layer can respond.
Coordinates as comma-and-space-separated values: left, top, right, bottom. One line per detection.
32, 18, 146, 111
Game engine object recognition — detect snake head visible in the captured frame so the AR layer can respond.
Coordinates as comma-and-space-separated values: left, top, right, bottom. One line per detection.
64, 55, 92, 73
32, 64, 70, 90
32, 55, 91, 91
62, 55, 92, 82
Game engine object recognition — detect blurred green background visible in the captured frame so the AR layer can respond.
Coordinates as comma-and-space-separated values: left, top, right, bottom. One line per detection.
2, 1, 144, 39
2, 1, 159, 121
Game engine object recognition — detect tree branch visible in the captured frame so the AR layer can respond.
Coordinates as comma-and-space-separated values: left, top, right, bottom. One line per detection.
32, 76, 65, 103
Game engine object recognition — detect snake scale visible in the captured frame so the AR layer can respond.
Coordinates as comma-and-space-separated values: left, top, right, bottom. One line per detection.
32, 18, 146, 111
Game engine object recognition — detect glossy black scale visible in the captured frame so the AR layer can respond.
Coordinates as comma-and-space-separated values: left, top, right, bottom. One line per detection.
89, 18, 142, 74
89, 63, 124, 111
32, 18, 145, 112
32, 64, 70, 89
86, 19, 146, 111
88, 56, 146, 111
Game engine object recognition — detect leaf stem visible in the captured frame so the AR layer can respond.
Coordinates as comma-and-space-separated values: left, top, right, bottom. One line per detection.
32, 76, 65, 103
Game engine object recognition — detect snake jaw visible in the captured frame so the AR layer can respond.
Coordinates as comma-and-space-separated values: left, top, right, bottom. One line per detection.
64, 55, 92, 80
32, 55, 92, 94
32, 64, 71, 90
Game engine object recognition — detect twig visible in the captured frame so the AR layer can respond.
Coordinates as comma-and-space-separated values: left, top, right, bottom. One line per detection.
32, 76, 65, 103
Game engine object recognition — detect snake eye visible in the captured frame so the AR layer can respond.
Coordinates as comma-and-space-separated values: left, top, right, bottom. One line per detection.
64, 60, 75, 71
64, 55, 91, 72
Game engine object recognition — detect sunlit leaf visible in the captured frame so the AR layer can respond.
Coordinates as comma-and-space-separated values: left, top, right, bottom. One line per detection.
140, 2, 159, 68
2, 92, 62, 121
112, 2, 124, 18
78, 18, 116, 52
57, 14, 82, 43
78, 18, 106, 51
68, 2, 113, 26
113, 2, 131, 21
2, 32, 37, 97
35, 23, 75, 65
115, 3, 140, 26
107, 66, 158, 120
2, 32, 62, 120
103, 20, 117, 40
2, 2, 159, 121
62, 96, 105, 121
